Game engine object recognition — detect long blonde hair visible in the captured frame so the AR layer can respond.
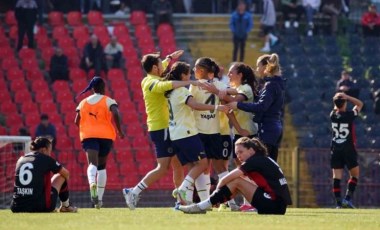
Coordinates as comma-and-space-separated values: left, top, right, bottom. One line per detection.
257, 53, 281, 76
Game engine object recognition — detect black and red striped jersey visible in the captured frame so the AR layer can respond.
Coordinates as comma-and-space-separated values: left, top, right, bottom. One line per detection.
330, 109, 358, 148
11, 152, 62, 209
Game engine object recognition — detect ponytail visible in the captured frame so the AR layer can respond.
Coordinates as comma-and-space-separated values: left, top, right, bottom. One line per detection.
30, 137, 52, 151
258, 53, 281, 76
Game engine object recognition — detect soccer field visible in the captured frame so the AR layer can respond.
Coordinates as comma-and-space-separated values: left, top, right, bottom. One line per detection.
1, 208, 379, 230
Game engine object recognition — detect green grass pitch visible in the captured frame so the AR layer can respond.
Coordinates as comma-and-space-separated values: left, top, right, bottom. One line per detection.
1, 208, 379, 230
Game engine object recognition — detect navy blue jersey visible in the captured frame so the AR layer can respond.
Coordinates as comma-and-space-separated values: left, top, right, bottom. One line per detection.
237, 76, 285, 146
330, 109, 358, 149
11, 152, 62, 210
239, 154, 292, 205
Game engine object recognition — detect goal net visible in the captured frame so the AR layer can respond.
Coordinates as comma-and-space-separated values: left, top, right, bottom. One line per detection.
0, 136, 31, 209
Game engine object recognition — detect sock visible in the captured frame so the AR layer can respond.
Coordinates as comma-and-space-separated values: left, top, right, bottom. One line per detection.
179, 175, 194, 201
97, 169, 107, 201
333, 178, 341, 206
198, 199, 212, 210
345, 177, 358, 201
132, 181, 148, 195
194, 173, 211, 201
59, 181, 69, 205
87, 164, 97, 185
209, 185, 232, 206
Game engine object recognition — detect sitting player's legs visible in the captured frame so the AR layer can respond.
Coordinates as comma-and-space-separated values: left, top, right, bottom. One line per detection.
51, 174, 77, 212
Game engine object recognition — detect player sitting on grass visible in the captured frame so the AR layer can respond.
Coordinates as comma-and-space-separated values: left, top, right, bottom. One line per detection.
177, 137, 291, 214
10, 137, 77, 213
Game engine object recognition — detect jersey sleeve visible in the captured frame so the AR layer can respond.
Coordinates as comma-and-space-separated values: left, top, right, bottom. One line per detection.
44, 154, 62, 174
237, 84, 252, 101
239, 156, 260, 175
148, 79, 173, 93
106, 97, 118, 110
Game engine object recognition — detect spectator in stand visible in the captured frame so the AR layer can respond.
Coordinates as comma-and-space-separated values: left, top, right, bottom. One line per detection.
361, 4, 380, 37
104, 36, 123, 69
15, 0, 38, 51
303, 0, 321, 36
229, 0, 253, 61
336, 70, 359, 98
35, 114, 57, 150
114, 1, 130, 16
281, 0, 304, 29
260, 0, 278, 53
80, 34, 108, 76
49, 47, 69, 82
152, 0, 174, 29
321, 0, 342, 35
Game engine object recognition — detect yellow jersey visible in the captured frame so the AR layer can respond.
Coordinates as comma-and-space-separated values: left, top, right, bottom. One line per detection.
190, 79, 226, 134
233, 84, 258, 136
167, 87, 198, 140
141, 60, 173, 131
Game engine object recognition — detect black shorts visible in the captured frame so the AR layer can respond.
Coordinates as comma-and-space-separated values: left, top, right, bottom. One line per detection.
199, 133, 223, 160
82, 138, 113, 157
149, 128, 175, 158
251, 187, 287, 215
172, 134, 206, 166
11, 187, 58, 213
331, 144, 358, 170
261, 25, 274, 35
220, 135, 232, 160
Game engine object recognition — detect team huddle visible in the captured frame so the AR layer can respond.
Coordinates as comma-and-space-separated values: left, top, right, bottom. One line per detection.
9, 49, 361, 214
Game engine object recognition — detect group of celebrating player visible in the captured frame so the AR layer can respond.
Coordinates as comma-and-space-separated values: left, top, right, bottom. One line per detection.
10, 48, 362, 214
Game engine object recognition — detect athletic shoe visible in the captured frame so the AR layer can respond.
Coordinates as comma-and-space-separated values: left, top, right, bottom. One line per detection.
122, 188, 139, 210
342, 199, 355, 209
293, 21, 299, 28
239, 204, 256, 212
90, 183, 99, 208
177, 204, 207, 214
229, 203, 240, 212
177, 189, 192, 205
270, 36, 279, 46
260, 46, 270, 53
59, 204, 78, 213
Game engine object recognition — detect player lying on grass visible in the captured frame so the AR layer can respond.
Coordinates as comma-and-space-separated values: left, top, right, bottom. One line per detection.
10, 137, 77, 213
177, 137, 291, 214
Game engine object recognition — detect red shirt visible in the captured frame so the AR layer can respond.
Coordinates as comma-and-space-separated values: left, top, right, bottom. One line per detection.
361, 12, 380, 26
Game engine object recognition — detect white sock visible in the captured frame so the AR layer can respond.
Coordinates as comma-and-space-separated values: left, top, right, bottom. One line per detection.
195, 173, 210, 201
218, 171, 228, 180
132, 181, 148, 195
97, 169, 107, 201
179, 175, 194, 201
61, 199, 69, 207
198, 199, 212, 210
87, 164, 97, 185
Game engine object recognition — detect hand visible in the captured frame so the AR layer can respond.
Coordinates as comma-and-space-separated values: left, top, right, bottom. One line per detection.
226, 102, 238, 110
170, 50, 184, 59
199, 82, 219, 94
216, 105, 230, 113
334, 92, 347, 100
238, 129, 250, 137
